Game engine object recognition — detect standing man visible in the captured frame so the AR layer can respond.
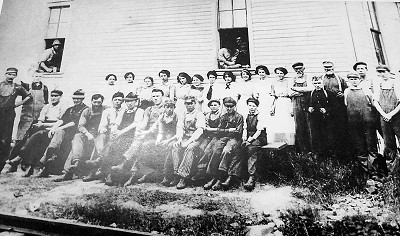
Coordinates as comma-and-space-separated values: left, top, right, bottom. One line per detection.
38, 39, 63, 73
319, 61, 348, 158
54, 94, 106, 181
290, 62, 313, 153
353, 62, 374, 91
0, 68, 31, 173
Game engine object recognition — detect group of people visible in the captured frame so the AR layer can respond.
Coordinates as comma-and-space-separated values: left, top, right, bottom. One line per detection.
0, 60, 398, 192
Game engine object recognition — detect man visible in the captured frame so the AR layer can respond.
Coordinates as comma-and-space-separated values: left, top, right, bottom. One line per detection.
203, 97, 244, 190
353, 62, 374, 91
0, 68, 31, 173
290, 62, 313, 153
82, 91, 126, 181
35, 89, 88, 177
38, 39, 63, 73
54, 94, 106, 182
111, 89, 165, 186
319, 61, 348, 158
157, 70, 174, 99
7, 89, 64, 173
170, 95, 205, 189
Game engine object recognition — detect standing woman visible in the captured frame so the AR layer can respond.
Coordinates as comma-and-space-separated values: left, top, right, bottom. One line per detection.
189, 74, 207, 112
104, 74, 120, 106
136, 76, 155, 110
122, 72, 137, 95
236, 69, 256, 116
254, 65, 271, 114
174, 72, 192, 116
269, 67, 295, 145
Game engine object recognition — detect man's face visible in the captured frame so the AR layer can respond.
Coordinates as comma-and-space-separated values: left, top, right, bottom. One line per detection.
356, 65, 367, 77
73, 98, 84, 106
50, 93, 61, 104
377, 70, 389, 80
225, 103, 235, 114
313, 80, 323, 90
247, 102, 257, 113
164, 105, 175, 116
5, 72, 17, 82
160, 73, 169, 82
324, 66, 334, 75
209, 102, 220, 112
184, 99, 196, 112
32, 73, 43, 83
91, 98, 103, 109
208, 74, 216, 84
349, 77, 361, 87
112, 97, 123, 109
294, 67, 305, 75
152, 92, 163, 105
125, 99, 138, 110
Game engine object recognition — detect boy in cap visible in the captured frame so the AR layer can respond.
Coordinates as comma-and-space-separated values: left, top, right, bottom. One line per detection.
319, 61, 349, 158
34, 89, 88, 177
7, 89, 64, 173
290, 62, 313, 153
203, 97, 244, 190
38, 39, 63, 73
345, 73, 382, 177
0, 68, 32, 173
373, 65, 400, 174
54, 93, 107, 182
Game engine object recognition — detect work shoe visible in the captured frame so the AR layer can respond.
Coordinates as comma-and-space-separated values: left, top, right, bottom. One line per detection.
104, 174, 115, 186
85, 158, 100, 169
243, 176, 256, 191
191, 173, 205, 182
203, 178, 217, 190
137, 174, 150, 184
22, 165, 34, 177
54, 172, 73, 182
124, 174, 138, 187
211, 180, 222, 191
160, 177, 170, 186
221, 175, 234, 189
111, 159, 128, 171
35, 167, 50, 178
169, 178, 180, 187
176, 178, 188, 190
82, 172, 98, 182
6, 163, 18, 173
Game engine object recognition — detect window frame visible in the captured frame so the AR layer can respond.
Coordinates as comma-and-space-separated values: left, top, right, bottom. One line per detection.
367, 2, 387, 65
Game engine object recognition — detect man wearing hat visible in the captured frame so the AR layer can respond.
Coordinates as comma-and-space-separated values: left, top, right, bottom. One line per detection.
55, 93, 107, 182
344, 73, 382, 177
319, 61, 349, 157
34, 89, 88, 177
290, 62, 313, 153
38, 39, 63, 73
203, 97, 244, 190
7, 89, 64, 173
0, 68, 31, 173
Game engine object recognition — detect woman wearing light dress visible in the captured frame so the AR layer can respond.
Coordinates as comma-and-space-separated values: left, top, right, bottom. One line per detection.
136, 76, 155, 110
237, 69, 257, 116
174, 72, 193, 116
189, 74, 208, 112
269, 67, 295, 145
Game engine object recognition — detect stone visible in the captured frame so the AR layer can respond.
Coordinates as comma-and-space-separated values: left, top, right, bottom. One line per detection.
246, 223, 276, 236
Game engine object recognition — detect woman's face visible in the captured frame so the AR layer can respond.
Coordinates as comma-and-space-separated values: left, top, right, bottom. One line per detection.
144, 78, 153, 87
241, 72, 250, 81
126, 74, 134, 83
192, 76, 201, 86
224, 74, 233, 83
275, 70, 285, 79
179, 76, 187, 85
208, 74, 216, 84
108, 76, 116, 85
258, 69, 267, 79
160, 73, 169, 82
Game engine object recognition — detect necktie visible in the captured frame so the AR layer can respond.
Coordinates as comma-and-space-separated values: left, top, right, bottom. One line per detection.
207, 86, 213, 100
225, 83, 231, 89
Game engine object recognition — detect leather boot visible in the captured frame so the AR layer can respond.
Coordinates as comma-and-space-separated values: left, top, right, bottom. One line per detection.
169, 176, 180, 187
176, 178, 188, 190
221, 175, 234, 189
203, 178, 217, 190
6, 159, 19, 173
111, 159, 129, 171
244, 176, 256, 191
137, 174, 150, 184
23, 165, 34, 177
83, 171, 97, 182
54, 172, 73, 182
160, 177, 170, 186
104, 174, 115, 186
36, 167, 49, 178
211, 179, 222, 191
123, 174, 138, 187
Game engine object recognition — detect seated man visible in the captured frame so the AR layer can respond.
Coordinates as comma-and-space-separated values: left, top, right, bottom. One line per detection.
38, 39, 63, 73
35, 89, 88, 177
54, 94, 107, 182
218, 40, 240, 69
8, 89, 64, 173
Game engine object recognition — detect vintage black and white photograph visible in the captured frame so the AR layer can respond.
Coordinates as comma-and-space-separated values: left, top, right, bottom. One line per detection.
0, 0, 400, 235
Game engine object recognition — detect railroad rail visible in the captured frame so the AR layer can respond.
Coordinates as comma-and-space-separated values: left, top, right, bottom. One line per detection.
0, 212, 160, 236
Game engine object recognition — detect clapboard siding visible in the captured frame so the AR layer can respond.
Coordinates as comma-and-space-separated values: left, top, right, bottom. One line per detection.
250, 0, 353, 76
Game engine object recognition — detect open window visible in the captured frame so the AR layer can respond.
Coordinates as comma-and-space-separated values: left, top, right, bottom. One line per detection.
217, 0, 250, 68
40, 5, 70, 73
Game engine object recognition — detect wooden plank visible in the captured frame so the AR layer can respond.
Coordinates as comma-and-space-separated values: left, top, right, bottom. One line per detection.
262, 142, 287, 151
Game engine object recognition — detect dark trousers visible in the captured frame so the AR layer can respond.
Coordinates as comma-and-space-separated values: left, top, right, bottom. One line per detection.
293, 107, 311, 153
309, 113, 328, 156
381, 115, 400, 173
326, 106, 349, 155
0, 110, 15, 165
206, 137, 241, 178
196, 136, 218, 175
20, 130, 51, 166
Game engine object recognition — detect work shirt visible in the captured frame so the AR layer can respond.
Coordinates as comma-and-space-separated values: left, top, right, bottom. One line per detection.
0, 81, 30, 110
309, 89, 329, 113
78, 105, 107, 135
98, 106, 126, 132
217, 110, 244, 139
141, 103, 165, 130
177, 109, 205, 138
38, 102, 65, 122
158, 112, 178, 137
204, 111, 221, 137
61, 103, 88, 132
39, 48, 59, 63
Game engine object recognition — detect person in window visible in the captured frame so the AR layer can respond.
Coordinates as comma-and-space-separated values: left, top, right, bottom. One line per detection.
38, 39, 63, 73
218, 39, 240, 69
136, 76, 155, 110
234, 36, 250, 68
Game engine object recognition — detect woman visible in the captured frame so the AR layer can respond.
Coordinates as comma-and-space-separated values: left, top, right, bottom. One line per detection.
237, 69, 256, 116
136, 76, 155, 110
174, 72, 192, 115
121, 72, 137, 95
105, 73, 117, 86
254, 65, 272, 117
103, 74, 120, 106
189, 74, 207, 112
269, 67, 295, 145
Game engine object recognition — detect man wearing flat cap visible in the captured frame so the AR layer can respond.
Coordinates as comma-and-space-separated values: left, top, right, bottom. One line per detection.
0, 68, 32, 173
38, 39, 63, 73
34, 89, 88, 177
353, 62, 374, 92
55, 93, 107, 182
290, 62, 313, 153
319, 61, 349, 158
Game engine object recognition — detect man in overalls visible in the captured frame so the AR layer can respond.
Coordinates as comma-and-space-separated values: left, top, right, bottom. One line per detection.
0, 68, 31, 173
290, 62, 313, 153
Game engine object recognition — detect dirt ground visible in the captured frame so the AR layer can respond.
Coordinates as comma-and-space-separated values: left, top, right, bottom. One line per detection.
0, 165, 398, 235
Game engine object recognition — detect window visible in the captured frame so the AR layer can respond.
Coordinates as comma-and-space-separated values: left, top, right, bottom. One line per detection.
41, 6, 70, 72
367, 2, 386, 65
217, 0, 250, 68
